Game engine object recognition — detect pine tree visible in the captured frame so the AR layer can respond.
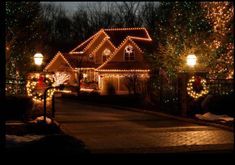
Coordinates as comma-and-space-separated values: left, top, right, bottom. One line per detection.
5, 2, 43, 95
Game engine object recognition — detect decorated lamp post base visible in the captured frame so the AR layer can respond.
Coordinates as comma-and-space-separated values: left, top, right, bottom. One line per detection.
178, 71, 208, 117
43, 84, 65, 123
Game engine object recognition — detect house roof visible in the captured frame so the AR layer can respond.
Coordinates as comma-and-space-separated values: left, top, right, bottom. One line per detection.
44, 51, 74, 71
46, 28, 152, 71
97, 36, 147, 71
63, 53, 99, 68
69, 32, 97, 54
103, 27, 151, 47
69, 27, 152, 54
61, 53, 80, 68
97, 61, 149, 70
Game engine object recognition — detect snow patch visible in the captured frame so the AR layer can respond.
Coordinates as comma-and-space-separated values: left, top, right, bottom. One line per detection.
30, 116, 52, 124
6, 134, 45, 143
6, 134, 45, 149
195, 112, 234, 122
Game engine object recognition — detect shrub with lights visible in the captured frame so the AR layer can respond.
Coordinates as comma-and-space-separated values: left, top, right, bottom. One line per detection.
26, 71, 71, 103
187, 75, 209, 99
26, 73, 56, 102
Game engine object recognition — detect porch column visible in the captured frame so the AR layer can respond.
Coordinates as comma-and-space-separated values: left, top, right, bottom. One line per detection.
117, 75, 120, 93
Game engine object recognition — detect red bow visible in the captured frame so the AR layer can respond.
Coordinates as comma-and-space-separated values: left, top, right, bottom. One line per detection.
37, 76, 45, 88
194, 76, 201, 86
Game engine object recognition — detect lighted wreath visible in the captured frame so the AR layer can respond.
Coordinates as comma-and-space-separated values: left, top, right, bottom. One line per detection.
26, 73, 55, 102
125, 45, 133, 54
187, 75, 209, 99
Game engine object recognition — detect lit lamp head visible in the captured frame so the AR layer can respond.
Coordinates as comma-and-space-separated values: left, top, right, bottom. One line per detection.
34, 53, 43, 66
186, 54, 197, 67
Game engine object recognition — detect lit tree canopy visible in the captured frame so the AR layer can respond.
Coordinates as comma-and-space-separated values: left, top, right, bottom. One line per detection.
154, 1, 234, 79
154, 2, 213, 78
6, 2, 43, 77
200, 2, 234, 79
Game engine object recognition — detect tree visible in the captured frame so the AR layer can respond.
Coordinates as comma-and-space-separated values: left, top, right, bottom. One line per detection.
154, 2, 213, 79
40, 3, 79, 69
140, 2, 159, 35
200, 2, 234, 79
124, 74, 140, 95
114, 2, 143, 27
5, 2, 43, 95
54, 8, 73, 51
85, 2, 116, 32
71, 7, 91, 45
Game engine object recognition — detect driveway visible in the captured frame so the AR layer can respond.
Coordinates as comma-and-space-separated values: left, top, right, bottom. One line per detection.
55, 98, 234, 153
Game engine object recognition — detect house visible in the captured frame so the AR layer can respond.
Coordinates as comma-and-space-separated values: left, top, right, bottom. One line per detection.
44, 27, 152, 95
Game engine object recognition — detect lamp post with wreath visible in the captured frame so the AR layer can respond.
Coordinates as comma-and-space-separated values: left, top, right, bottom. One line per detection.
186, 54, 209, 99
27, 53, 70, 123
178, 53, 209, 116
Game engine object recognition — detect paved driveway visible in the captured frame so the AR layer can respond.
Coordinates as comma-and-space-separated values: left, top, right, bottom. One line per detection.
55, 98, 233, 153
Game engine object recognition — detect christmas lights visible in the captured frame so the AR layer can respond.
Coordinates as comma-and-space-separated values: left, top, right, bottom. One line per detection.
83, 29, 105, 52
187, 76, 209, 99
69, 28, 151, 59
26, 73, 55, 102
52, 71, 71, 86
200, 2, 234, 79
44, 51, 74, 71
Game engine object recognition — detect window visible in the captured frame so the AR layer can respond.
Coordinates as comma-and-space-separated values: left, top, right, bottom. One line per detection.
102, 48, 111, 62
89, 54, 94, 61
124, 45, 135, 61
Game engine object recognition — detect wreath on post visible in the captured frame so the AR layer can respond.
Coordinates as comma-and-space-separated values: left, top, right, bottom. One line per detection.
26, 73, 55, 102
187, 75, 209, 99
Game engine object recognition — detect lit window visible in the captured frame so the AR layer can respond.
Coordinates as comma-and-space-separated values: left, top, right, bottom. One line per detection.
102, 48, 111, 62
124, 45, 135, 61
89, 54, 93, 61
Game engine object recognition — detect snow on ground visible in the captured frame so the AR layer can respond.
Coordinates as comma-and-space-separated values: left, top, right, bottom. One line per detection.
195, 112, 234, 123
30, 116, 52, 124
6, 134, 45, 148
6, 134, 45, 143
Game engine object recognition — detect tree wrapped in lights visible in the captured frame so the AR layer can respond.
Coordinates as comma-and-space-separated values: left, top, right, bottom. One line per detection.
5, 2, 44, 95
52, 72, 71, 87
154, 2, 213, 79
200, 2, 234, 79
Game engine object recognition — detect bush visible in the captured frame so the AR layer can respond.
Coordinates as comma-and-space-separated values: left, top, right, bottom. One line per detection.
5, 96, 33, 120
201, 93, 234, 116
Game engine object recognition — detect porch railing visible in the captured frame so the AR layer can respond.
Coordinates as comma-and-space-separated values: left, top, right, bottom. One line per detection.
207, 79, 234, 96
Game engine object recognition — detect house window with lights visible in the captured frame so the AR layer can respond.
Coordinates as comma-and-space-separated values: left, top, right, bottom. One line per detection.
124, 45, 135, 61
102, 48, 111, 62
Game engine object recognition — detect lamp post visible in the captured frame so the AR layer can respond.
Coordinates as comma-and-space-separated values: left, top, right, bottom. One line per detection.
178, 54, 197, 117
186, 54, 197, 68
43, 84, 65, 123
34, 53, 43, 72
